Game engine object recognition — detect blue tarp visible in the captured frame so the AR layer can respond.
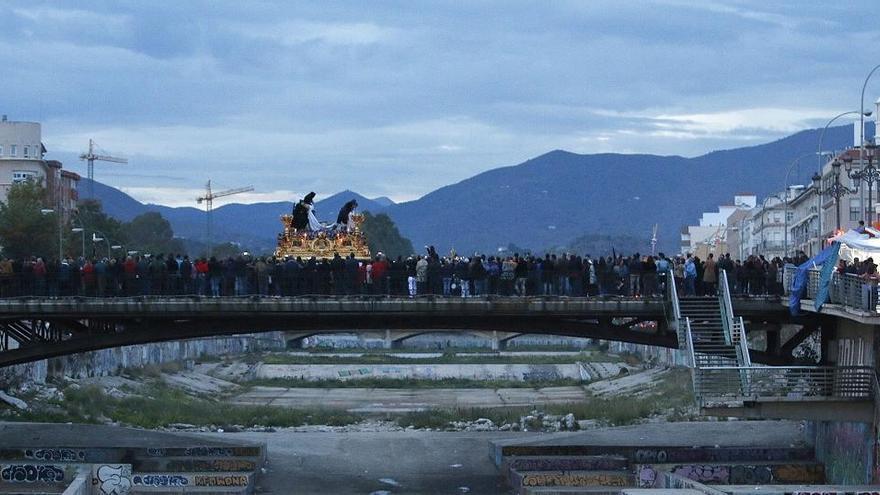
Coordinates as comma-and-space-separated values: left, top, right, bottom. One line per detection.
789, 242, 840, 316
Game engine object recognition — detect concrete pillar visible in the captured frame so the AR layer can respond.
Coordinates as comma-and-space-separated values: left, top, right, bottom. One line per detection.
766, 330, 780, 356
384, 329, 392, 350
491, 331, 499, 351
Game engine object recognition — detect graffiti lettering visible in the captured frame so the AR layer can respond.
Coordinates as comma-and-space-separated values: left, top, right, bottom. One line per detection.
673, 464, 729, 484
772, 464, 825, 483
132, 475, 189, 487
183, 447, 233, 457
521, 472, 629, 487
0, 464, 65, 483
25, 448, 85, 462
729, 465, 772, 484
194, 475, 249, 487
637, 466, 658, 488
94, 464, 132, 495
635, 449, 668, 463
508, 457, 626, 472
163, 459, 256, 472
146, 448, 167, 457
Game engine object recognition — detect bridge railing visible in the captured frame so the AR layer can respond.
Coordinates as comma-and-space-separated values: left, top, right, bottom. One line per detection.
693, 365, 875, 404
666, 269, 684, 347
783, 265, 880, 314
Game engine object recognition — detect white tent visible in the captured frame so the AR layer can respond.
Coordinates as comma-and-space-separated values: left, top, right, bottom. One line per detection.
830, 229, 880, 263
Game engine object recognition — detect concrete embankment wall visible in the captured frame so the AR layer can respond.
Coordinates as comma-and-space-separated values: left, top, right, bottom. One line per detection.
255, 362, 626, 381
1, 333, 285, 387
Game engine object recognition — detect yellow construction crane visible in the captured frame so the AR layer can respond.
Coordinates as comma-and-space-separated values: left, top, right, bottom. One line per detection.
197, 180, 254, 256
79, 139, 128, 198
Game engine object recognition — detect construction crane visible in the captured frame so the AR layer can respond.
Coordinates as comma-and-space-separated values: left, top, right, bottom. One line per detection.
79, 139, 128, 199
197, 180, 254, 256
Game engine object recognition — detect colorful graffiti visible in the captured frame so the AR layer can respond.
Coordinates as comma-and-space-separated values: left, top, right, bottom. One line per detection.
672, 465, 729, 484
637, 463, 824, 486
812, 421, 873, 484
520, 472, 630, 487
194, 474, 249, 487
132, 474, 188, 487
0, 464, 65, 483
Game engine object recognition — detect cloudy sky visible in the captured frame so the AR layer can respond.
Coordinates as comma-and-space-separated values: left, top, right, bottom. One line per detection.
2, 1, 879, 206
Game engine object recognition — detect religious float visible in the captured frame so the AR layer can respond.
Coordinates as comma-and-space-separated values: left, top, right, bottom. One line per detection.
274, 194, 372, 260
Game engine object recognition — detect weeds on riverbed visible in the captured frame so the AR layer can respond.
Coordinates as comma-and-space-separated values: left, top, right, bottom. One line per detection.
5, 382, 363, 429
395, 368, 694, 429
243, 377, 586, 389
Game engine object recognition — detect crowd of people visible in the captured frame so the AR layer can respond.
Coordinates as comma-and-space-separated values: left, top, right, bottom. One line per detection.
0, 247, 816, 299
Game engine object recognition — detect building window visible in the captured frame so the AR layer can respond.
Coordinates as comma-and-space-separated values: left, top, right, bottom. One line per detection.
0, 145, 3, 156
850, 199, 862, 221
12, 170, 36, 184
9, 145, 16, 157
23, 146, 29, 158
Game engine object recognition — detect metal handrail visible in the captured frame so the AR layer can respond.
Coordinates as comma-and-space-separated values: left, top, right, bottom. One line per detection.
666, 268, 685, 348
694, 365, 875, 402
784, 265, 880, 315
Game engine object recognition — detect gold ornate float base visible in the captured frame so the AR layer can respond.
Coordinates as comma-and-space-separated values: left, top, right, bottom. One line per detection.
275, 213, 372, 260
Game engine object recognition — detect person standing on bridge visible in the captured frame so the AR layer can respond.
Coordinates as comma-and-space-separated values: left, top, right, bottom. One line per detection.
702, 253, 717, 296
684, 255, 697, 296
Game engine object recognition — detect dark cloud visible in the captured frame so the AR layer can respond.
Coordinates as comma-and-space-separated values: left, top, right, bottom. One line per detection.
1, 1, 878, 203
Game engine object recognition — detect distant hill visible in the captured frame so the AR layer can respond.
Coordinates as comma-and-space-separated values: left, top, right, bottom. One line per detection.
88, 124, 856, 255
383, 124, 856, 254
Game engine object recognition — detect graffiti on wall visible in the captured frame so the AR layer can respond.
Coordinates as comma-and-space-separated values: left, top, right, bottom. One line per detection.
93, 464, 132, 495
0, 464, 65, 483
24, 448, 85, 462
132, 474, 188, 487
508, 457, 626, 472
161, 459, 257, 472
637, 463, 824, 486
814, 421, 872, 484
194, 475, 249, 487
672, 465, 730, 484
520, 472, 630, 487
729, 465, 772, 484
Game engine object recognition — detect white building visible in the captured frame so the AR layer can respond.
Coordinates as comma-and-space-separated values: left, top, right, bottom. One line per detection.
0, 116, 79, 220
681, 194, 756, 257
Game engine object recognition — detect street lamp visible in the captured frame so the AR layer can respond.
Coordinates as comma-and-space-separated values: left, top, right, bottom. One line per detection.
40, 208, 62, 261
860, 64, 880, 178
817, 110, 871, 236
846, 143, 880, 224
812, 157, 854, 232
92, 231, 111, 258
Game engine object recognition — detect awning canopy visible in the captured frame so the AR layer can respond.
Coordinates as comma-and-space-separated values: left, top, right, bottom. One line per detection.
830, 229, 880, 262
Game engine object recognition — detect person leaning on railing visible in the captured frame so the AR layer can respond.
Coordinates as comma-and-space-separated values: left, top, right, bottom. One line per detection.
860, 259, 880, 312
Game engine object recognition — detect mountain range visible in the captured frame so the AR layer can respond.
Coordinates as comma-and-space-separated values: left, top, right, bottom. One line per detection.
87, 124, 857, 255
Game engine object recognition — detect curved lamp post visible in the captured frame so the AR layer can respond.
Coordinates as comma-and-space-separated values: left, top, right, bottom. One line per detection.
813, 158, 855, 232
818, 110, 872, 236
859, 64, 880, 217
846, 143, 880, 224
